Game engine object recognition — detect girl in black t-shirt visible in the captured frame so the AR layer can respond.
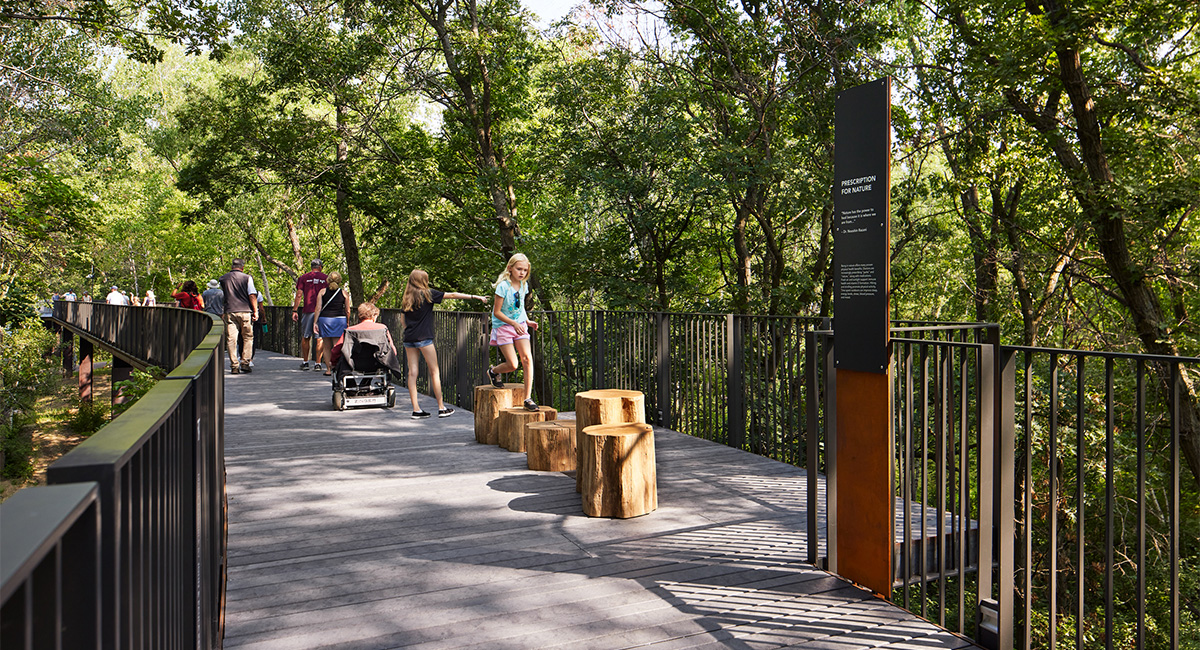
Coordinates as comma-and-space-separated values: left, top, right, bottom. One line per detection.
400, 269, 488, 419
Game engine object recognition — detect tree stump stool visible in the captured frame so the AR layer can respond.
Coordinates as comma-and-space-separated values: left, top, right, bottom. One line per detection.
580, 422, 657, 518
526, 420, 577, 471
574, 389, 645, 491
498, 406, 557, 452
473, 384, 527, 445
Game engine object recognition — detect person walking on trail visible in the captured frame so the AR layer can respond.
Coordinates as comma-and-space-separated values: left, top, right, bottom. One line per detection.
106, 286, 128, 305
172, 280, 205, 310
484, 253, 540, 411
399, 269, 488, 419
201, 280, 224, 318
312, 272, 351, 376
221, 259, 259, 375
238, 289, 265, 368
292, 259, 328, 370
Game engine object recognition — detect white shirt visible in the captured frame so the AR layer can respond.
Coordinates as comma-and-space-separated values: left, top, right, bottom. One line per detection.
106, 290, 129, 305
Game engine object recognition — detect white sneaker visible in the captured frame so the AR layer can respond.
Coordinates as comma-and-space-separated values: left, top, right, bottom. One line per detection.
248, 360, 255, 368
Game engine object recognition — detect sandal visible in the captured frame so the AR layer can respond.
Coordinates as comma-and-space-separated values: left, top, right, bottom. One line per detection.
323, 371, 331, 376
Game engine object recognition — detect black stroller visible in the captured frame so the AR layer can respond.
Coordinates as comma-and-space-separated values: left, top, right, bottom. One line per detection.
331, 326, 400, 411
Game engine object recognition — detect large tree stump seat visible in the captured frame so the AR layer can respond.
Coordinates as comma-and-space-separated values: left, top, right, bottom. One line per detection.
498, 406, 558, 452
574, 389, 645, 491
473, 384, 527, 445
525, 420, 577, 471
580, 422, 657, 518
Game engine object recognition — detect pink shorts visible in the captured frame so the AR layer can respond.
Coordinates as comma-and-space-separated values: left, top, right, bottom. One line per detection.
490, 323, 531, 346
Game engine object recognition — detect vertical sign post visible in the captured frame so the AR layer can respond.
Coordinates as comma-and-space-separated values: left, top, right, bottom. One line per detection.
833, 77, 893, 596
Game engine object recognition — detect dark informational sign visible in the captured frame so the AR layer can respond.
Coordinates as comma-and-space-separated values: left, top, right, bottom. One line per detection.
833, 77, 891, 374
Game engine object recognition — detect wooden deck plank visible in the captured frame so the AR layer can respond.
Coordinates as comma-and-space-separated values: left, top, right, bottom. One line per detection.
223, 352, 979, 650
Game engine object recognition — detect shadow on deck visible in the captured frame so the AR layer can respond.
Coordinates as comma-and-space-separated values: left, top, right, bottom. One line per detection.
223, 352, 980, 650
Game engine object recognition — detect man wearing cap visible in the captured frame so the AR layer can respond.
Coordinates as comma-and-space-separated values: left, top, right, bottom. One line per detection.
202, 279, 225, 318
221, 259, 259, 374
292, 258, 328, 370
106, 286, 128, 305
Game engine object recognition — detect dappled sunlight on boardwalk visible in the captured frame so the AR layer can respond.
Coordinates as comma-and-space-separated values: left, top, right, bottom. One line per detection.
222, 352, 979, 649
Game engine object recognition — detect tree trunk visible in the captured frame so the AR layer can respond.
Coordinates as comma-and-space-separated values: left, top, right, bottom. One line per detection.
286, 211, 303, 271
334, 101, 365, 304
731, 206, 751, 314
255, 251, 273, 306
815, 201, 834, 317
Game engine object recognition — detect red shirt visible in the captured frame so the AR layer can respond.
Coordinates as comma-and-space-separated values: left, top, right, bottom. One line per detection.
172, 292, 202, 310
296, 271, 328, 313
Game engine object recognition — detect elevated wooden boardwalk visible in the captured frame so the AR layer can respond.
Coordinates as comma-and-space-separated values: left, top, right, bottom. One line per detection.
223, 351, 979, 650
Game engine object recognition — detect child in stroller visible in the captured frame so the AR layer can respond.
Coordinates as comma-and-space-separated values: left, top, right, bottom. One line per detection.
331, 302, 401, 410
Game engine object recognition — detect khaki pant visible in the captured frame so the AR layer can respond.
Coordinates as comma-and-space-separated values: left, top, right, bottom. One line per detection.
224, 312, 254, 366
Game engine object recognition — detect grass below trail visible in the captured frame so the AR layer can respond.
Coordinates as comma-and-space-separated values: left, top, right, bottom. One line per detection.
1, 365, 113, 502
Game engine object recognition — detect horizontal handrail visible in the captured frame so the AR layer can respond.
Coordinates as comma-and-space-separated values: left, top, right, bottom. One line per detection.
1004, 343, 1200, 364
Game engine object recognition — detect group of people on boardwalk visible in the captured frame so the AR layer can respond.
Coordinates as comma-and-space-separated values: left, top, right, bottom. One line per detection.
287, 254, 541, 420
50, 254, 541, 419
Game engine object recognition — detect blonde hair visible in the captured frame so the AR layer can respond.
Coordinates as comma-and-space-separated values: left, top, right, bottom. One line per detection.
327, 271, 342, 291
401, 269, 433, 312
357, 302, 379, 321
494, 253, 531, 289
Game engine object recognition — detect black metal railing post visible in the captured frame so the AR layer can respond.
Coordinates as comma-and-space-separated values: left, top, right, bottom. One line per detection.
656, 312, 671, 428
1170, 365, 1181, 650
592, 311, 605, 390
727, 314, 745, 450
997, 345, 1016, 650
456, 315, 471, 410
824, 331, 837, 573
805, 330, 820, 565
977, 332, 996, 641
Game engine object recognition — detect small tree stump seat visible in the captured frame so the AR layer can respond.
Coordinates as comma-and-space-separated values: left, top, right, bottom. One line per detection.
574, 389, 645, 491
473, 384, 527, 445
580, 422, 657, 518
498, 406, 558, 452
525, 420, 577, 471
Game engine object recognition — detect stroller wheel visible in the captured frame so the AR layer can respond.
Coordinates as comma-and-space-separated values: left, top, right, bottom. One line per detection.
385, 386, 396, 409
333, 391, 346, 411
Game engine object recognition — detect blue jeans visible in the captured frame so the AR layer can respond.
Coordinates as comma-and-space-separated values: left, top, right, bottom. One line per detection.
403, 339, 434, 349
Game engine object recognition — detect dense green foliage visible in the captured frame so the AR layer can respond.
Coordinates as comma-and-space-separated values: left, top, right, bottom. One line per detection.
0, 320, 61, 479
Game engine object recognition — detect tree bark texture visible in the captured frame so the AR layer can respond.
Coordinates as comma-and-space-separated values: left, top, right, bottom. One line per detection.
334, 102, 365, 304
526, 420, 577, 472
574, 389, 646, 492
579, 422, 657, 518
498, 405, 557, 452
473, 383, 526, 445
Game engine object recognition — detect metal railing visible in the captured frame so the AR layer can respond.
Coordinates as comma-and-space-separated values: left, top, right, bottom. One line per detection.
890, 325, 1006, 644
257, 305, 1195, 650
1, 302, 226, 650
1004, 347, 1196, 650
